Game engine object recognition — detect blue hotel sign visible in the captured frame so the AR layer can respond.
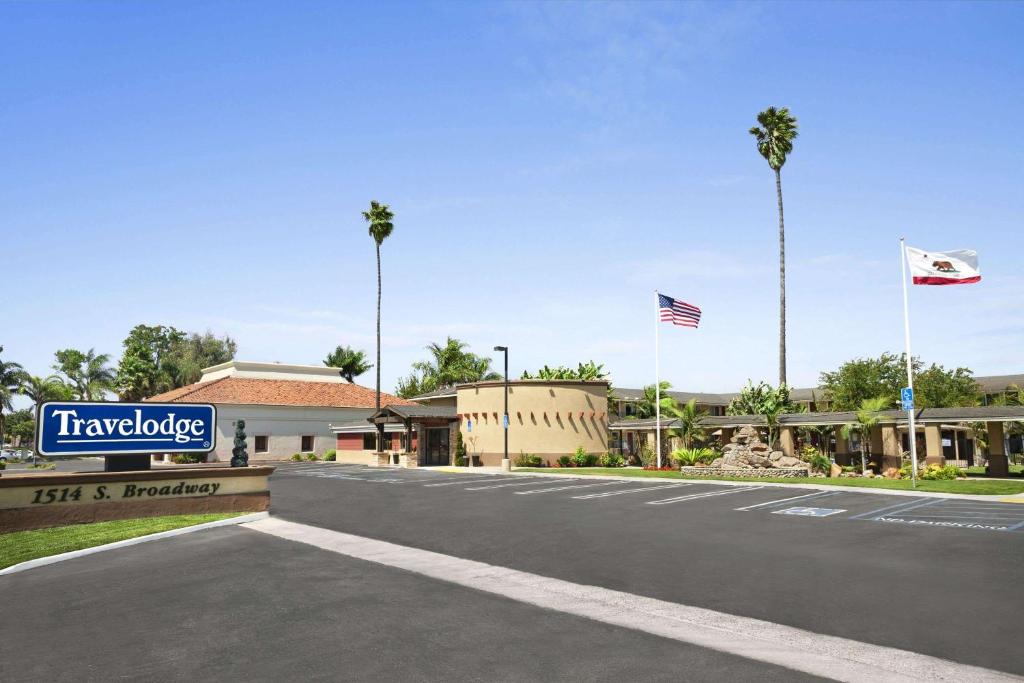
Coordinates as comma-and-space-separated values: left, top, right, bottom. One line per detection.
37, 402, 217, 457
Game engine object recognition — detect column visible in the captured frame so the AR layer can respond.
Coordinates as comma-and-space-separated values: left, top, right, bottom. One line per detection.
779, 426, 796, 456
720, 427, 734, 448
987, 421, 1008, 477
833, 427, 851, 466
924, 424, 944, 466
880, 425, 901, 471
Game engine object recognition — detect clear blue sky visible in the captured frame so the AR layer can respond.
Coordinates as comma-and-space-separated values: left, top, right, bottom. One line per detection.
3, 1, 1022, 401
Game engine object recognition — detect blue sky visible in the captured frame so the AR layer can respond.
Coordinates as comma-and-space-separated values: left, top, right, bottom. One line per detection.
2, 1, 1022, 401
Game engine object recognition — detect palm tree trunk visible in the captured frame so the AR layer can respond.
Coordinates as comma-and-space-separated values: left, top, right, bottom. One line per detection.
375, 243, 384, 453
775, 168, 787, 387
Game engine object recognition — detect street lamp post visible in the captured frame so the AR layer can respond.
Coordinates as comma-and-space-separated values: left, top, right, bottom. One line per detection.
494, 346, 509, 471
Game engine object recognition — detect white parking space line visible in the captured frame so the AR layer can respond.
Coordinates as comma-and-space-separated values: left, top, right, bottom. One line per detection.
847, 497, 929, 520
423, 477, 502, 487
464, 480, 565, 491
514, 481, 624, 495
734, 490, 836, 512
864, 497, 942, 520
646, 486, 763, 506
573, 483, 692, 500
248, 517, 1020, 683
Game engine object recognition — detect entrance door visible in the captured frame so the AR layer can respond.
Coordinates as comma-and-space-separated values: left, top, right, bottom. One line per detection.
426, 428, 449, 466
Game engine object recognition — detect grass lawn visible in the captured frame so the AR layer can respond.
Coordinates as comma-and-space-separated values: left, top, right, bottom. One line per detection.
0, 513, 240, 570
514, 468, 1024, 495
966, 464, 1024, 476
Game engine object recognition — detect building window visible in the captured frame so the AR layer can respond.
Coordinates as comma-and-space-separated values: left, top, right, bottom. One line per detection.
301, 435, 315, 452
362, 433, 377, 450
254, 435, 269, 453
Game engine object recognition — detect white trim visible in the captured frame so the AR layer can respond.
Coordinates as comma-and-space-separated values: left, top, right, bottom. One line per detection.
0, 512, 268, 576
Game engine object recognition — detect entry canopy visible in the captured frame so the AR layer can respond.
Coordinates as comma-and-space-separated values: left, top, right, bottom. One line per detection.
610, 405, 1024, 430
368, 404, 459, 424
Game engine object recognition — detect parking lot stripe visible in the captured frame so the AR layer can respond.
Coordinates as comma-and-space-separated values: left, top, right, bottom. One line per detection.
847, 497, 929, 520
572, 483, 692, 500
248, 517, 1020, 683
646, 486, 763, 506
734, 490, 835, 511
465, 480, 564, 491
514, 481, 623, 495
423, 477, 502, 487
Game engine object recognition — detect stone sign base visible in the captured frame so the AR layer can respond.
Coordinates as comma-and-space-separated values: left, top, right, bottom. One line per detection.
680, 466, 809, 479
0, 466, 274, 533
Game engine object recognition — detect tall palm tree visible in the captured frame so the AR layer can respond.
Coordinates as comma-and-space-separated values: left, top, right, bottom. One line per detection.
0, 346, 27, 446
841, 396, 888, 474
363, 200, 394, 451
750, 107, 799, 387
323, 345, 373, 382
18, 375, 70, 447
54, 348, 115, 401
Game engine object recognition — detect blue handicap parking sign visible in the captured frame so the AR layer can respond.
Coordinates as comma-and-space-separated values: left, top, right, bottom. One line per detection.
901, 387, 914, 411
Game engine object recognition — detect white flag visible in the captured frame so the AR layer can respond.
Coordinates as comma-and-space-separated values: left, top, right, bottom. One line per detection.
905, 246, 980, 285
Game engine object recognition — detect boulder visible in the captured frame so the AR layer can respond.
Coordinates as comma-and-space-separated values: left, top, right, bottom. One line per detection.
769, 450, 785, 461
882, 467, 901, 480
710, 458, 723, 468
829, 463, 843, 478
777, 456, 803, 468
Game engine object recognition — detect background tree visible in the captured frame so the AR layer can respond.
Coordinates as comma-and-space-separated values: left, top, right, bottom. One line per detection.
167, 331, 237, 386
115, 326, 184, 401
53, 348, 115, 401
19, 375, 71, 413
0, 346, 27, 445
364, 200, 394, 450
4, 408, 35, 446
666, 398, 706, 450
841, 396, 889, 474
396, 337, 500, 398
520, 361, 608, 381
324, 345, 373, 382
629, 381, 677, 420
750, 106, 798, 387
820, 353, 979, 410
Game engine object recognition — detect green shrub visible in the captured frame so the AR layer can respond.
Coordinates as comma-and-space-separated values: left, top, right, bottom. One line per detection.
901, 462, 963, 480
605, 453, 625, 467
455, 455, 467, 466
0, 461, 5, 470
172, 453, 203, 464
572, 446, 589, 467
290, 453, 304, 462
557, 455, 572, 467
306, 453, 319, 461
636, 443, 657, 468
672, 447, 716, 467
323, 449, 336, 461
515, 453, 544, 467
800, 447, 831, 474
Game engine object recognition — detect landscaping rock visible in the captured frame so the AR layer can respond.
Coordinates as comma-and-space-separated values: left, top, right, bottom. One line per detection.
830, 463, 843, 478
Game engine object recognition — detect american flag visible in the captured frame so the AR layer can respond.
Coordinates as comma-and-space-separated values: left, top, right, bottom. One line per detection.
658, 293, 701, 328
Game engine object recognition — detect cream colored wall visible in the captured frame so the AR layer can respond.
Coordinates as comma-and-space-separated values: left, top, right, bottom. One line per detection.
457, 381, 608, 464
207, 404, 374, 462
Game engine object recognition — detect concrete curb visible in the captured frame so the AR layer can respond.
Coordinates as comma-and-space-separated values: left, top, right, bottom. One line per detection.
508, 470, 1024, 502
0, 511, 269, 576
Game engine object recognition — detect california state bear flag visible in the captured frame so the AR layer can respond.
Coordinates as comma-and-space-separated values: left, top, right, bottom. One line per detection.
905, 246, 981, 285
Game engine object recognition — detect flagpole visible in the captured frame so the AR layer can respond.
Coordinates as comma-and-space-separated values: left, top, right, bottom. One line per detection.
900, 237, 919, 488
655, 290, 662, 469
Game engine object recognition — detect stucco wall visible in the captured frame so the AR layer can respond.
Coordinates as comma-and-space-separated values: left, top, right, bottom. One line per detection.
456, 380, 609, 465
206, 404, 374, 462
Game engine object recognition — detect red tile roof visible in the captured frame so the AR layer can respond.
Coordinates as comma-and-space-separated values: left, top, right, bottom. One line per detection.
145, 377, 417, 409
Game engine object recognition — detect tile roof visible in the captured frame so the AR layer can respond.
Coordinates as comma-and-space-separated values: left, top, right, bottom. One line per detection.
145, 377, 417, 409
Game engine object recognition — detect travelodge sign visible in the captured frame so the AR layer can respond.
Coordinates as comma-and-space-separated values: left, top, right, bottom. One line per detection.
37, 402, 217, 457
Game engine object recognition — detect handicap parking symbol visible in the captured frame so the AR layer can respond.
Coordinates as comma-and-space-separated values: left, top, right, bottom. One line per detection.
773, 507, 847, 518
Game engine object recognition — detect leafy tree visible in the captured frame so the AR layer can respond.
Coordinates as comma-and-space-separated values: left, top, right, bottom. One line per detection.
324, 345, 373, 382
629, 381, 676, 420
3, 408, 35, 445
115, 325, 185, 401
364, 200, 394, 449
0, 346, 26, 445
841, 397, 889, 474
166, 331, 237, 386
820, 353, 978, 410
750, 106, 798, 387
53, 348, 115, 401
396, 337, 500, 398
726, 381, 799, 447
520, 361, 608, 381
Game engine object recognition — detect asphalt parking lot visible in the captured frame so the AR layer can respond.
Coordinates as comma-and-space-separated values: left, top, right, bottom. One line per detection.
267, 463, 1024, 677
3, 462, 1023, 681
